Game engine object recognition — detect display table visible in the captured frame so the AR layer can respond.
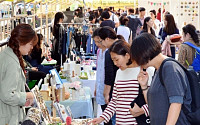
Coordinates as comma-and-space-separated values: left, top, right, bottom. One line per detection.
81, 79, 96, 98
45, 87, 94, 119
61, 72, 96, 98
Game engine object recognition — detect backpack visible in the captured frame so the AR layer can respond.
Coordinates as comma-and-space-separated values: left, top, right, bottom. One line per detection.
127, 16, 142, 32
184, 42, 200, 72
159, 58, 200, 125
127, 16, 142, 39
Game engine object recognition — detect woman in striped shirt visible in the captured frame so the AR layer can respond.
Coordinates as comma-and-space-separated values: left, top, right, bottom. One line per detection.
90, 40, 154, 125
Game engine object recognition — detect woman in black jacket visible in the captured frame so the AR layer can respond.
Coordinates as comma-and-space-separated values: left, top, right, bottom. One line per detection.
52, 12, 66, 69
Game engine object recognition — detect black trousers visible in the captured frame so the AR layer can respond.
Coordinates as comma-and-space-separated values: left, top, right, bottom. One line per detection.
101, 104, 112, 125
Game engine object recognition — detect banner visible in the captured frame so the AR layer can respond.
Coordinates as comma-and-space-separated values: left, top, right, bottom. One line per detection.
148, 1, 169, 6
25, 0, 34, 2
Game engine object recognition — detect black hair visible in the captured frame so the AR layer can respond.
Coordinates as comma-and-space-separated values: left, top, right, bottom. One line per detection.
139, 7, 146, 12
92, 28, 101, 38
135, 8, 139, 15
164, 14, 177, 34
98, 8, 103, 16
31, 34, 43, 53
53, 12, 64, 25
66, 7, 70, 11
130, 33, 161, 65
101, 11, 110, 19
104, 8, 110, 12
109, 39, 132, 65
99, 17, 104, 22
165, 11, 170, 15
117, 35, 125, 41
99, 26, 125, 40
109, 7, 113, 11
158, 8, 161, 13
37, 33, 43, 48
183, 24, 199, 44
94, 11, 99, 18
128, 8, 134, 14
89, 14, 96, 21
116, 12, 120, 17
150, 10, 156, 18
89, 11, 94, 16
142, 17, 156, 36
53, 12, 64, 35
119, 16, 129, 26
77, 11, 83, 18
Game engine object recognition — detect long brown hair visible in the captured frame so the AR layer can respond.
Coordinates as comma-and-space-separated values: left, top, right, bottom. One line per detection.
164, 14, 178, 34
7, 24, 38, 72
34, 33, 43, 51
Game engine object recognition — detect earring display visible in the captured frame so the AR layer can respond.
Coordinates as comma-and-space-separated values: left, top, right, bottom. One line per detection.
178, 0, 199, 17
24, 108, 41, 125
175, 0, 199, 28
53, 102, 68, 122
32, 86, 52, 124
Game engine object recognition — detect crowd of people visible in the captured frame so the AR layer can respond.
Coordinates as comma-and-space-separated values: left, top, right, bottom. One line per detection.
84, 6, 200, 125
0, 5, 200, 125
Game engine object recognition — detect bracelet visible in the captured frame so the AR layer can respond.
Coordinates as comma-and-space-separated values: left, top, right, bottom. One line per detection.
142, 86, 149, 91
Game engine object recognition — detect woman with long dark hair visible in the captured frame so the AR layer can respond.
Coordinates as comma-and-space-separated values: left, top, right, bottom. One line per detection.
158, 14, 179, 58
0, 24, 37, 125
178, 24, 200, 68
53, 12, 64, 38
24, 34, 53, 74
140, 17, 155, 36
52, 12, 66, 68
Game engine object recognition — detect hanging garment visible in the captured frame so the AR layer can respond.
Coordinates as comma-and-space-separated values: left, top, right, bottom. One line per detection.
82, 34, 88, 52
74, 32, 82, 52
86, 34, 92, 53
92, 39, 98, 55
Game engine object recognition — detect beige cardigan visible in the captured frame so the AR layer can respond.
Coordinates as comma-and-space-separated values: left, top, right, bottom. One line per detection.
178, 40, 197, 69
0, 47, 26, 125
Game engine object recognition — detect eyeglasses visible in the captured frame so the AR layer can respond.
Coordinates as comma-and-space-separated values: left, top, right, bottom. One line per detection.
95, 40, 102, 44
98, 40, 103, 43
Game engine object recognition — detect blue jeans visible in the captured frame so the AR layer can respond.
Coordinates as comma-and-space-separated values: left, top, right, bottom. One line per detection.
111, 113, 116, 125
170, 46, 175, 59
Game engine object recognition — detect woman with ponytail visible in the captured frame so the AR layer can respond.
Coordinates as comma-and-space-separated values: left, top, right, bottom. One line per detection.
178, 24, 200, 68
0, 24, 37, 125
